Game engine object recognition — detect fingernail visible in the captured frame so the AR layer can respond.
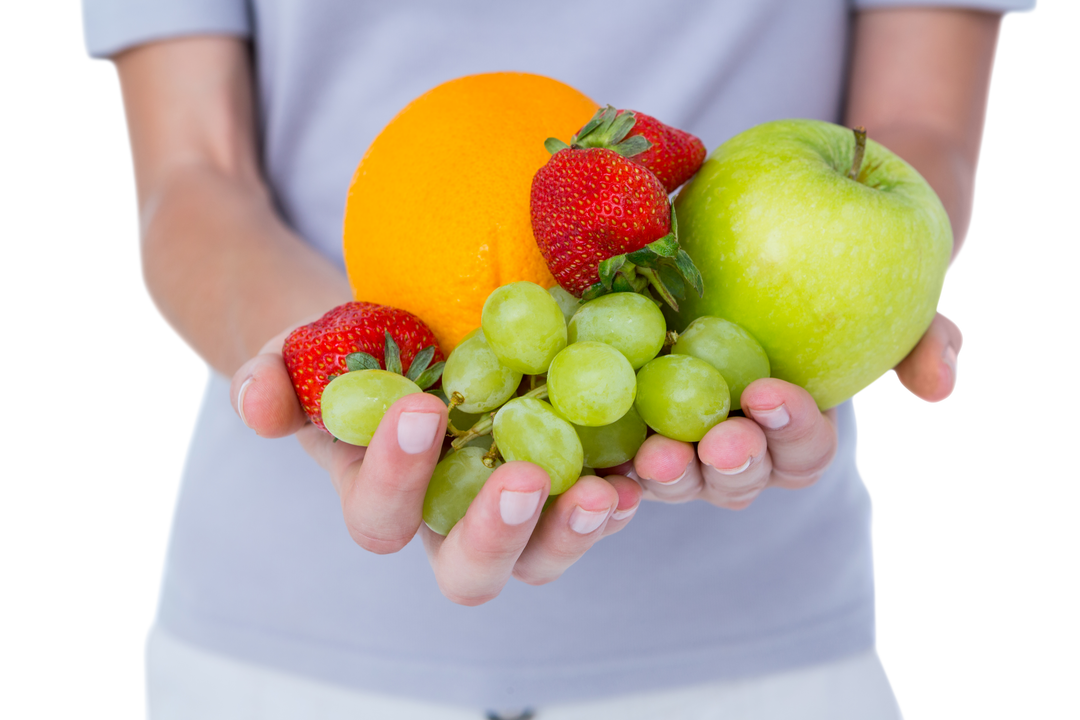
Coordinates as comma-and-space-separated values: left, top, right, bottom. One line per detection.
397, 412, 440, 454
710, 457, 752, 475
500, 490, 542, 526
656, 461, 693, 486
626, 469, 643, 484
750, 404, 790, 430
611, 504, 639, 521
237, 376, 254, 429
569, 506, 609, 535
943, 345, 958, 380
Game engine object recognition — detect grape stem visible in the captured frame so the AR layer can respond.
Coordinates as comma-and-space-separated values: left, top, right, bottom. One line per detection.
449, 383, 549, 450
445, 391, 469, 437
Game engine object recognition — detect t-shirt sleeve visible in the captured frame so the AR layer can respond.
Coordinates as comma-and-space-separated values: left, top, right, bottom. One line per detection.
82, 0, 252, 58
852, 0, 1035, 11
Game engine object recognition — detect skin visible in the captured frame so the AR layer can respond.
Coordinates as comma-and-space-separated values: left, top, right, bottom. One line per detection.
114, 8, 999, 605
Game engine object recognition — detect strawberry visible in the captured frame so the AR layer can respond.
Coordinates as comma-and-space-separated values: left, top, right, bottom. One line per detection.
613, 110, 706, 193
531, 147, 672, 296
282, 302, 444, 430
532, 107, 704, 308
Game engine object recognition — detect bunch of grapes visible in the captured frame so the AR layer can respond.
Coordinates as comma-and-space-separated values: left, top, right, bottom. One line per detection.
421, 280, 771, 535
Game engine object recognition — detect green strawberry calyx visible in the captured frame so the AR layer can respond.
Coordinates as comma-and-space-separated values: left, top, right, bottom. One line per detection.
343, 332, 445, 390
579, 204, 704, 312
544, 105, 651, 158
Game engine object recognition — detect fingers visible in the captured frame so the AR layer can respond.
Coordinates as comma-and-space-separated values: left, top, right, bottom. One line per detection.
894, 312, 963, 402
229, 324, 312, 439
631, 434, 702, 503
338, 392, 447, 554
420, 461, 549, 606
741, 378, 837, 491
511, 473, 642, 585
230, 351, 308, 438
696, 417, 772, 509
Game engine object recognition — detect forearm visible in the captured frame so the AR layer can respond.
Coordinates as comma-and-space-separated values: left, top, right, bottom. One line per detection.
845, 8, 1001, 259
140, 165, 350, 376
116, 37, 351, 377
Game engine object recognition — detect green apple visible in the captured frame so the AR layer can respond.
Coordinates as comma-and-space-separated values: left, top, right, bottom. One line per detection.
671, 119, 952, 409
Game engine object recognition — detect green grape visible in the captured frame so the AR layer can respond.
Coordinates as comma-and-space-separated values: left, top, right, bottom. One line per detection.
672, 316, 770, 410
547, 341, 636, 427
575, 406, 648, 468
635, 355, 730, 442
442, 328, 522, 413
321, 369, 422, 446
449, 405, 483, 433
481, 281, 567, 374
423, 446, 499, 535
567, 292, 666, 369
548, 285, 580, 325
492, 397, 583, 495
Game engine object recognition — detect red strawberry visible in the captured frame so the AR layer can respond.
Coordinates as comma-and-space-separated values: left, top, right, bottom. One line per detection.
282, 302, 444, 430
531, 147, 672, 297
614, 110, 706, 193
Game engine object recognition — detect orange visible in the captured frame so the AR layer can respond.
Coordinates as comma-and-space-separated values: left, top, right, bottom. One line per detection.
343, 72, 598, 353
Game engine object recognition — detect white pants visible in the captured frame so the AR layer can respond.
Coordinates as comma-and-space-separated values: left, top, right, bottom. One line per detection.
147, 625, 902, 720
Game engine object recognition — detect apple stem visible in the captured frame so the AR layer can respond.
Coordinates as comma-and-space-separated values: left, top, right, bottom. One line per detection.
848, 126, 867, 181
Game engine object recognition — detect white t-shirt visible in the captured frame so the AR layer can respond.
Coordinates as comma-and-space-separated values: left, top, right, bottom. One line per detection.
84, 0, 1031, 709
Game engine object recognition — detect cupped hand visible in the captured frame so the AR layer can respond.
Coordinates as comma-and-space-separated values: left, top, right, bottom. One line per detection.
630, 311, 962, 510
229, 328, 641, 605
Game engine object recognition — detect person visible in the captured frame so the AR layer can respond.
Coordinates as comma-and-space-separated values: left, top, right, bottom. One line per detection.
84, 0, 1030, 717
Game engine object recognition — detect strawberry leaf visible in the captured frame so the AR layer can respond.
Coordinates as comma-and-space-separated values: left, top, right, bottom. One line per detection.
405, 345, 436, 381
638, 267, 679, 311
581, 283, 607, 303
383, 332, 403, 375
598, 254, 626, 290
574, 106, 616, 144
626, 247, 659, 268
544, 137, 570, 154
606, 111, 637, 145
612, 135, 650, 158
414, 361, 445, 391
612, 273, 637, 293
658, 264, 686, 300
345, 352, 381, 372
646, 234, 679, 257
674, 249, 704, 297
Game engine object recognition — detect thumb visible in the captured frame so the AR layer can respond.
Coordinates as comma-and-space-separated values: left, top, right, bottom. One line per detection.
230, 326, 309, 438
894, 312, 963, 402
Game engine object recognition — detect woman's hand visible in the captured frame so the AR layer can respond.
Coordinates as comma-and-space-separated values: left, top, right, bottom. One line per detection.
230, 328, 641, 606
630, 311, 962, 509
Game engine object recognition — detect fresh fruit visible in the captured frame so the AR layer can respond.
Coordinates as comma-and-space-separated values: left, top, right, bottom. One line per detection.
442, 329, 522, 414
321, 370, 423, 446
672, 120, 952, 409
567, 292, 667, 369
282, 302, 443, 430
533, 106, 704, 307
481, 281, 567, 374
423, 446, 500, 535
548, 285, 580, 324
344, 73, 598, 353
672, 317, 770, 410
635, 354, 730, 442
531, 146, 672, 297
492, 397, 583, 495
558, 106, 706, 193
547, 342, 637, 427
574, 407, 648, 469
